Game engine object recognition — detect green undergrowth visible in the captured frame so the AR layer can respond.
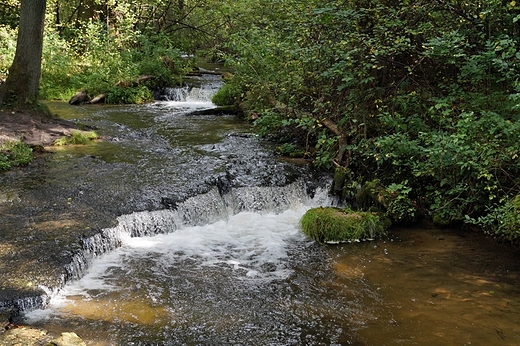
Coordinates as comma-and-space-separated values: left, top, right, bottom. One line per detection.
300, 207, 386, 244
38, 21, 186, 103
216, 0, 520, 242
211, 82, 242, 107
0, 141, 33, 171
54, 131, 99, 146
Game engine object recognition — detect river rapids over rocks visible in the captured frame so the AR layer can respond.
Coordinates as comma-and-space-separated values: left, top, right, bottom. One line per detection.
1, 71, 520, 345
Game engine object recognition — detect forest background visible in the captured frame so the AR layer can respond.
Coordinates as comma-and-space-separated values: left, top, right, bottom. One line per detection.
1, 0, 519, 242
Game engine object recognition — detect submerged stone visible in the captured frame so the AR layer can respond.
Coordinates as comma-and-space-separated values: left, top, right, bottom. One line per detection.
47, 332, 87, 346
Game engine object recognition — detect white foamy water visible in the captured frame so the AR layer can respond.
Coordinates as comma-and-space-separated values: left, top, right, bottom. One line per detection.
26, 203, 315, 322
152, 99, 217, 111
121, 206, 308, 281
150, 73, 222, 112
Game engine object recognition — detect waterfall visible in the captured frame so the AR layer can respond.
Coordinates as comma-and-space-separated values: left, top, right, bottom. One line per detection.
2, 70, 331, 317
156, 74, 222, 102
62, 180, 325, 288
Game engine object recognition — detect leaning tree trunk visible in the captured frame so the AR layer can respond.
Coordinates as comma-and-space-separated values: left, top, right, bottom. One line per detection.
0, 0, 46, 108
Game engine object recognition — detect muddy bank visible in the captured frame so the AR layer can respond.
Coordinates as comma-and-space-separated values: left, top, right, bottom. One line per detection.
0, 109, 83, 146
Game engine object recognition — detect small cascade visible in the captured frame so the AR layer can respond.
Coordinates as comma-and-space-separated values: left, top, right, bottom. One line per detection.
157, 74, 222, 102
0, 295, 48, 313
223, 183, 309, 214
62, 180, 324, 286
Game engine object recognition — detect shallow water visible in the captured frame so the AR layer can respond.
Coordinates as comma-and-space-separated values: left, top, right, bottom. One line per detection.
26, 210, 520, 345
0, 75, 309, 307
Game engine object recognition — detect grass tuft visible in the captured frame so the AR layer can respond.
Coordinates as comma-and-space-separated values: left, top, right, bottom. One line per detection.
0, 141, 33, 171
54, 130, 99, 146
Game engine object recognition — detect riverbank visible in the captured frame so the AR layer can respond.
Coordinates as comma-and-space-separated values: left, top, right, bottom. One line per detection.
0, 108, 82, 147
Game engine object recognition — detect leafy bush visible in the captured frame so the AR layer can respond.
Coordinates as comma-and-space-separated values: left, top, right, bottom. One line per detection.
218, 0, 520, 240
300, 207, 386, 244
106, 85, 152, 104
40, 19, 184, 103
0, 25, 16, 78
0, 141, 33, 171
0, 0, 19, 29
212, 82, 241, 106
467, 196, 520, 243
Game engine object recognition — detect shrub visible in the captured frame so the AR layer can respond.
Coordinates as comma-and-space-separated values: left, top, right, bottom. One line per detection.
467, 195, 520, 243
40, 21, 183, 103
0, 141, 33, 171
106, 85, 153, 104
300, 207, 386, 244
211, 82, 241, 106
0, 25, 16, 78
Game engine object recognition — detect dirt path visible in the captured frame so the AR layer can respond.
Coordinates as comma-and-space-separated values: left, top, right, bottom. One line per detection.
0, 109, 79, 146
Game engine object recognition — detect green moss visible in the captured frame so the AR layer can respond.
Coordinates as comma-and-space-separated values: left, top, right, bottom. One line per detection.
353, 180, 416, 224
300, 207, 386, 244
432, 212, 451, 226
54, 130, 99, 146
330, 167, 347, 196
355, 179, 385, 210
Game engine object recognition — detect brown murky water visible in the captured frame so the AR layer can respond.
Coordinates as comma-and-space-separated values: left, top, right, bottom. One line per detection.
343, 226, 520, 346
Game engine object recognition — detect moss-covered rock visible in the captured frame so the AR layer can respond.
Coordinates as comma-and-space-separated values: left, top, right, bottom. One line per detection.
300, 207, 386, 244
54, 130, 99, 146
355, 179, 384, 210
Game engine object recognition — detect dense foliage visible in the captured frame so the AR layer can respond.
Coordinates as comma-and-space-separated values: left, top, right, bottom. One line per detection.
1, 0, 519, 240
215, 0, 520, 241
1, 0, 238, 103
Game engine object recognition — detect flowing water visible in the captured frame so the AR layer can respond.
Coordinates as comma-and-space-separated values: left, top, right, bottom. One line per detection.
8, 74, 520, 345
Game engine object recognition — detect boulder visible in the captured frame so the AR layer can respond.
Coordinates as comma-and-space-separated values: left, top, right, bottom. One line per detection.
88, 93, 107, 104
68, 90, 89, 105
47, 332, 87, 346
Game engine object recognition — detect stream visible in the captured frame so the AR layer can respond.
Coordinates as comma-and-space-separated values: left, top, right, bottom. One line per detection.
1, 72, 520, 345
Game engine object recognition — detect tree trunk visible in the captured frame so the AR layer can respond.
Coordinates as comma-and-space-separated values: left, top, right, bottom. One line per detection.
0, 0, 46, 108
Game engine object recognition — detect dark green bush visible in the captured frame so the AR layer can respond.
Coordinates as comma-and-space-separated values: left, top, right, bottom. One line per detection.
106, 86, 153, 105
212, 82, 242, 106
0, 141, 33, 171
